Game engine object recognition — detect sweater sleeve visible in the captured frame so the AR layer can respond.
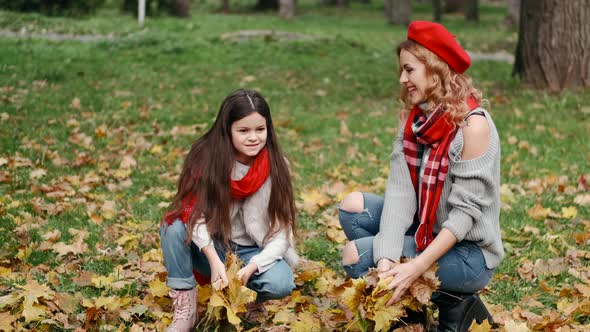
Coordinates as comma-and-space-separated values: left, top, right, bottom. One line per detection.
442, 121, 500, 242
191, 219, 212, 250
248, 229, 291, 274
373, 125, 417, 263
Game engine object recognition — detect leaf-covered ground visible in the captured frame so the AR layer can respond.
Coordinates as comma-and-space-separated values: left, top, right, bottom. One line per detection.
0, 2, 589, 331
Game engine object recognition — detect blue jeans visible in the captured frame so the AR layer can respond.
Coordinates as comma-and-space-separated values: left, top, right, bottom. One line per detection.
338, 193, 494, 294
160, 219, 295, 302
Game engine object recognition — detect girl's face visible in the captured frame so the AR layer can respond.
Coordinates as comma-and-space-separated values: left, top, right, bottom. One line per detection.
231, 112, 267, 165
399, 49, 430, 106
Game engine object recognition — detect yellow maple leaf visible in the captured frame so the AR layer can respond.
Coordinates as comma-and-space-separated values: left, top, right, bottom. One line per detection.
291, 311, 321, 332
469, 319, 492, 332
528, 203, 553, 220
299, 188, 332, 215
0, 311, 18, 332
19, 279, 54, 301
342, 278, 367, 315
142, 248, 163, 262
92, 274, 115, 289
149, 278, 169, 298
503, 319, 531, 332
0, 267, 11, 276
22, 296, 47, 323
372, 302, 404, 332
0, 293, 20, 310
315, 277, 330, 295
272, 308, 293, 324
95, 296, 121, 311
561, 206, 578, 219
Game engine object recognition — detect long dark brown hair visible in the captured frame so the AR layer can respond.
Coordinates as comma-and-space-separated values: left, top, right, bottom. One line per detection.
167, 89, 297, 246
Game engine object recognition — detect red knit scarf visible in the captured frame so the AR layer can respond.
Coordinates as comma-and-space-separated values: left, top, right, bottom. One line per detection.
403, 97, 479, 251
163, 148, 271, 225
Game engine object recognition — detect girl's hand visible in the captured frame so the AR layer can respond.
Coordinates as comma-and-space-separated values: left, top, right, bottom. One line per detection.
237, 263, 258, 285
379, 260, 428, 305
210, 258, 229, 290
202, 245, 229, 290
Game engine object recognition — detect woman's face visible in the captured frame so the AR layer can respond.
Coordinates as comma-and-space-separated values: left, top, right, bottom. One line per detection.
231, 112, 267, 165
399, 49, 430, 106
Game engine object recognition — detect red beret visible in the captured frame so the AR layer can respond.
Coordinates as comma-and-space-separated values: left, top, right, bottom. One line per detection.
407, 21, 471, 73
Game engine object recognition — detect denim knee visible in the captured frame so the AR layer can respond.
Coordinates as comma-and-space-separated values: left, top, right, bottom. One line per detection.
341, 237, 375, 279
250, 261, 295, 301
260, 278, 295, 300
160, 219, 187, 242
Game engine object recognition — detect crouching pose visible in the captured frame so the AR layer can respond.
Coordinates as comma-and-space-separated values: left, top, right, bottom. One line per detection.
339, 21, 503, 331
160, 89, 298, 331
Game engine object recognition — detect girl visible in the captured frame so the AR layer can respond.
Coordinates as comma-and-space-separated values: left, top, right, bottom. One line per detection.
338, 21, 503, 331
160, 89, 298, 331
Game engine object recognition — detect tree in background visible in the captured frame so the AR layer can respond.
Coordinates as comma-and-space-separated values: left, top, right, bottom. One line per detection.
505, 0, 519, 28
385, 0, 411, 25
0, 0, 105, 16
279, 0, 296, 18
433, 0, 442, 22
464, 0, 478, 22
430, 0, 480, 23
514, 0, 589, 91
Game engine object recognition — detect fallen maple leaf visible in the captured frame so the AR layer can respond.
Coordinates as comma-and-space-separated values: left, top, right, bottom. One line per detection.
149, 278, 169, 298
0, 311, 17, 332
469, 319, 492, 331
528, 203, 553, 220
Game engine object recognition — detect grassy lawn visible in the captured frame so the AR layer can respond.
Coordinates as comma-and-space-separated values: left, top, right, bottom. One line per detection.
1, 1, 589, 330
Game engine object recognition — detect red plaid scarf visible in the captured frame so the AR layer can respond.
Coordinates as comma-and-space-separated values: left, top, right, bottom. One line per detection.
403, 97, 479, 251
163, 148, 271, 225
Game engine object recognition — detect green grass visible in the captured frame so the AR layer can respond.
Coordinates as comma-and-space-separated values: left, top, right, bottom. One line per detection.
1, 1, 589, 330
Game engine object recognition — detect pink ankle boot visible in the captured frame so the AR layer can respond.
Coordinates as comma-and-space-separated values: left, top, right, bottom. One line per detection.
166, 288, 198, 332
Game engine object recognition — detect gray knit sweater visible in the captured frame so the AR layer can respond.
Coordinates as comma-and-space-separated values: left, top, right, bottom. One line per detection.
373, 108, 504, 269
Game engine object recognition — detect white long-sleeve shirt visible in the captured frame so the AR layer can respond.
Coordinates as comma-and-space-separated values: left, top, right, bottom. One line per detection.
192, 161, 299, 273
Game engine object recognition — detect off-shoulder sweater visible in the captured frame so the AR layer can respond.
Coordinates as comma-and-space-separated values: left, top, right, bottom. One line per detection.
373, 108, 504, 269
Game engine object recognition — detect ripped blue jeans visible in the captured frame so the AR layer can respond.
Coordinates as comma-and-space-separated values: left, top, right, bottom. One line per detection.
338, 193, 494, 294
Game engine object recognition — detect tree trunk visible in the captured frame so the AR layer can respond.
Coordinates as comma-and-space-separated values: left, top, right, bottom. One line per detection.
444, 0, 463, 13
221, 0, 229, 12
513, 0, 590, 91
464, 0, 478, 21
384, 0, 411, 26
169, 0, 190, 17
321, 0, 349, 6
255, 0, 279, 10
433, 0, 442, 22
279, 0, 296, 18
505, 0, 520, 28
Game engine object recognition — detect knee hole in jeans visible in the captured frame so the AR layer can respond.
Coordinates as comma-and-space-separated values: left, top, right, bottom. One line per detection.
342, 241, 360, 265
340, 192, 364, 213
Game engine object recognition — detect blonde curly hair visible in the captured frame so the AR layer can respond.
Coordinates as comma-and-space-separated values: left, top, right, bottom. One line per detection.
397, 40, 484, 126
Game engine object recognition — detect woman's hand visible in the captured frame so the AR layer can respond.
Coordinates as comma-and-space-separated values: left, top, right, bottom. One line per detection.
379, 260, 428, 305
237, 263, 258, 285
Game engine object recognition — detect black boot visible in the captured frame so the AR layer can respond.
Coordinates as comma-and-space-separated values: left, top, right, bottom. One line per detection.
432, 292, 493, 332
389, 307, 427, 331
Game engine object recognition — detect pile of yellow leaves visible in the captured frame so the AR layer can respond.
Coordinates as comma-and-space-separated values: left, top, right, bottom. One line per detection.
194, 258, 439, 332
196, 252, 257, 331
342, 260, 440, 332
